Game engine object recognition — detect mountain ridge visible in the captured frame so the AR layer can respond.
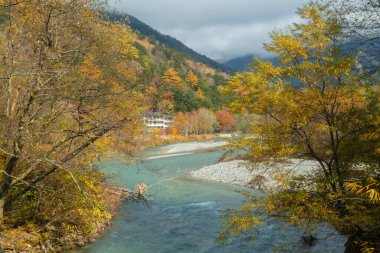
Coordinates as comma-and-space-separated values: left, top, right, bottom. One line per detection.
224, 54, 281, 72
224, 54, 256, 72
108, 12, 233, 73
105, 12, 233, 113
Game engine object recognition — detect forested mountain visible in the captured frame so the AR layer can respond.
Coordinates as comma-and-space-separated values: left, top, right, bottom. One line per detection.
342, 39, 380, 74
224, 54, 256, 72
225, 40, 379, 73
106, 12, 233, 114
108, 12, 233, 73
224, 54, 281, 72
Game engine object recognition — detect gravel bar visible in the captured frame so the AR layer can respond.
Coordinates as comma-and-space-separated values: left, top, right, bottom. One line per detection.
189, 159, 321, 190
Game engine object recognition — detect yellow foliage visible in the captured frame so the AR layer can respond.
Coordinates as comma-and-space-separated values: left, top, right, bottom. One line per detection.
151, 128, 165, 136
220, 3, 380, 250
345, 178, 380, 203
79, 55, 103, 82
0, 0, 145, 243
196, 89, 205, 99
186, 69, 199, 86
162, 68, 181, 85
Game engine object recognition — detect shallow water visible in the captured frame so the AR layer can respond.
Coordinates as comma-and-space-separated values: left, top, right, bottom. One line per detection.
73, 146, 345, 253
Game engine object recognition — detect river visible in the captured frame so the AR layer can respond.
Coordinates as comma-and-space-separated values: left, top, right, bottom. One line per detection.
73, 142, 345, 253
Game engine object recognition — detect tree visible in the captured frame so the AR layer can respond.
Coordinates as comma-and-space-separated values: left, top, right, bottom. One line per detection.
162, 68, 181, 86
0, 0, 143, 226
186, 69, 199, 86
233, 112, 262, 133
173, 88, 201, 112
157, 98, 174, 114
195, 108, 217, 134
173, 112, 190, 135
196, 89, 205, 100
150, 68, 182, 113
215, 110, 236, 132
222, 3, 380, 251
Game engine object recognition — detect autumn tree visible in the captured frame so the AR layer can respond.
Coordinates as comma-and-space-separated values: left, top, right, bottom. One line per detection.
196, 89, 205, 100
194, 108, 217, 134
186, 69, 199, 86
185, 69, 204, 101
222, 3, 380, 251
150, 68, 182, 113
173, 112, 190, 135
233, 112, 262, 133
215, 109, 236, 132
0, 0, 143, 230
157, 98, 174, 114
162, 68, 181, 86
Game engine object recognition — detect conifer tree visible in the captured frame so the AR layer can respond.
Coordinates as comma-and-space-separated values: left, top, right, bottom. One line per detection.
162, 68, 181, 85
186, 69, 199, 86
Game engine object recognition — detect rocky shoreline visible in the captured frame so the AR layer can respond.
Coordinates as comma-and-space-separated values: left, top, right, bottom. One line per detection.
189, 159, 321, 191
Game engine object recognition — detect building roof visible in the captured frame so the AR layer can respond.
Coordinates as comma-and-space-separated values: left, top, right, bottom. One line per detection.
142, 111, 173, 119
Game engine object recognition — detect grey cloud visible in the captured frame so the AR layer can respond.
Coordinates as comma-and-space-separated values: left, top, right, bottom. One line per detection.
167, 15, 302, 60
112, 0, 309, 60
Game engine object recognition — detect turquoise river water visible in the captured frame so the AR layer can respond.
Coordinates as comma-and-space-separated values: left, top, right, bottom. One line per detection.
73, 144, 346, 253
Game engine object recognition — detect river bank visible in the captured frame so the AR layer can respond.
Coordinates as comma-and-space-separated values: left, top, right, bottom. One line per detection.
0, 186, 135, 253
140, 134, 222, 149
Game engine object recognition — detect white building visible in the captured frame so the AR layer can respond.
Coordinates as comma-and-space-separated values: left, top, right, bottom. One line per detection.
142, 112, 172, 132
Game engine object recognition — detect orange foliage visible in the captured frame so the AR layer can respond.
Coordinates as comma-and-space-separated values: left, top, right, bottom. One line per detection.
215, 109, 236, 132
162, 68, 181, 85
167, 127, 178, 135
196, 89, 205, 100
173, 112, 190, 135
186, 69, 199, 86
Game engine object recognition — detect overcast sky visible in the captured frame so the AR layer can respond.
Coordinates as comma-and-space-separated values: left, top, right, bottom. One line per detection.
112, 0, 309, 61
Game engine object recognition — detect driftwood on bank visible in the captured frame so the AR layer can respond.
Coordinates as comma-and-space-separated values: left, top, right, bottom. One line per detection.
106, 183, 150, 207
